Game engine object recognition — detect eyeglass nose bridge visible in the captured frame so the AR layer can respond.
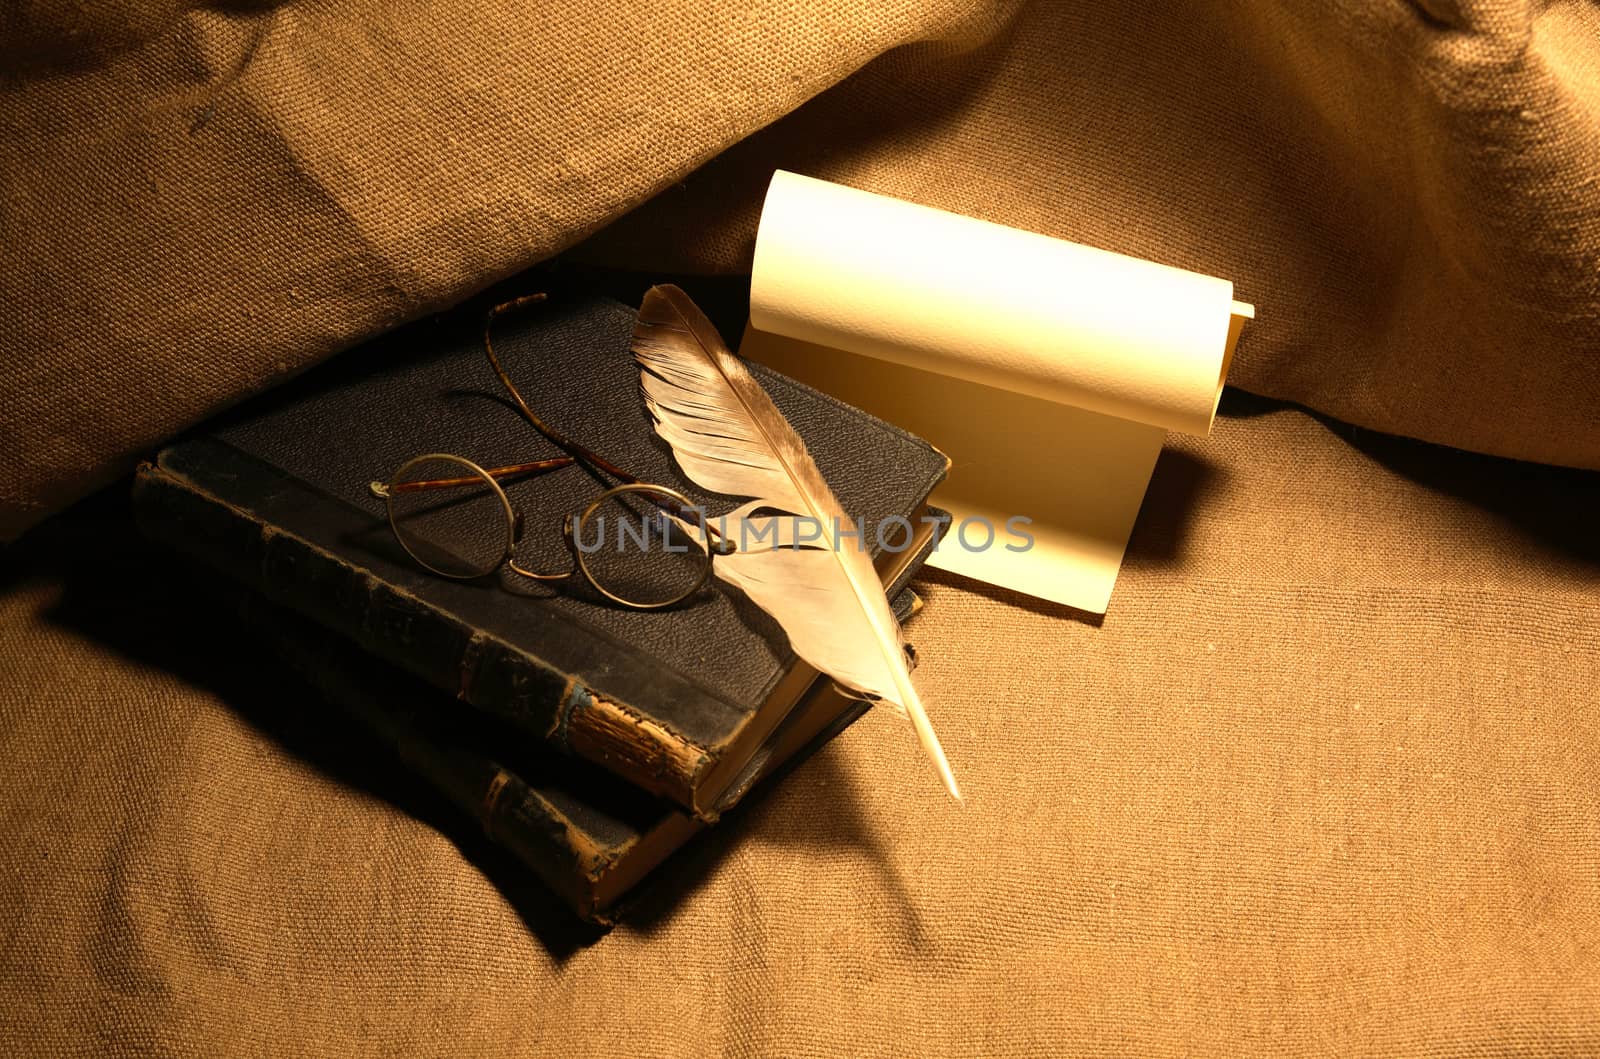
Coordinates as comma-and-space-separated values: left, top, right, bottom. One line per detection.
503, 502, 574, 582
502, 507, 575, 582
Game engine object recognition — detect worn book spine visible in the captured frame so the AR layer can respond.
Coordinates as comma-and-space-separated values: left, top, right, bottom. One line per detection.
236, 586, 924, 923
235, 589, 660, 922
133, 451, 942, 818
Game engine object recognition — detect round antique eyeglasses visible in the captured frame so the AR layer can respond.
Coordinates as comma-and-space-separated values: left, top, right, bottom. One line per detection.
369, 294, 732, 610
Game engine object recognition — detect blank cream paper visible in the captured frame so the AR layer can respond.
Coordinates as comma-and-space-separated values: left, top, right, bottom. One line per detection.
741, 170, 1252, 613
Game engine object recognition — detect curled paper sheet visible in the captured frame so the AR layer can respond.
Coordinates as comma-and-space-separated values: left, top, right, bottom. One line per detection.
741, 170, 1252, 613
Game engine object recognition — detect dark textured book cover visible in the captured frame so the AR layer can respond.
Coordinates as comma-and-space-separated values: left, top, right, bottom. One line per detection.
134, 288, 949, 819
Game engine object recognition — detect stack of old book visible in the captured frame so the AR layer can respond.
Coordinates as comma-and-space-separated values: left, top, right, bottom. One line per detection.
133, 284, 949, 923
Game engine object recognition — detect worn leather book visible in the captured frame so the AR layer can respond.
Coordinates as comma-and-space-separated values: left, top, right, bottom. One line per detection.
238, 578, 930, 923
133, 289, 950, 820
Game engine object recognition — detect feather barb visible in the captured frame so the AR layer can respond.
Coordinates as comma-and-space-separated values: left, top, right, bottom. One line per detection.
631, 285, 959, 800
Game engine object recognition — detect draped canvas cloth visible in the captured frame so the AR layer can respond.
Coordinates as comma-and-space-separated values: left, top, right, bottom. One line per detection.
2, 0, 1598, 538
3, 1, 1600, 1054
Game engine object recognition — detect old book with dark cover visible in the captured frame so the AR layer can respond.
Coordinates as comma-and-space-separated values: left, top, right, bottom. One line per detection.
240, 579, 931, 924
133, 289, 950, 820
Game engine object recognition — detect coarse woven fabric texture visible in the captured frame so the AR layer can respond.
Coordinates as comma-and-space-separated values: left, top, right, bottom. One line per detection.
2, 0, 1599, 538
3, 399, 1599, 1056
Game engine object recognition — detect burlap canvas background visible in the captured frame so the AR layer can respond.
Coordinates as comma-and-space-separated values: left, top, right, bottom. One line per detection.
2, 0, 1598, 537
3, 0, 1600, 1054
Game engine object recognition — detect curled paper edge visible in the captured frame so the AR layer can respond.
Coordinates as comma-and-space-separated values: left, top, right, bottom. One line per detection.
750, 170, 1253, 438
743, 171, 1253, 612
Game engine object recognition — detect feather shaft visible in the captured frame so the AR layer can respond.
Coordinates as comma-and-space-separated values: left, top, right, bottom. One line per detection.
632, 285, 958, 799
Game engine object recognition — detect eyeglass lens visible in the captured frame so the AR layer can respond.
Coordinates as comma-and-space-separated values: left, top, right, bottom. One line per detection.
573, 486, 710, 608
387, 455, 512, 579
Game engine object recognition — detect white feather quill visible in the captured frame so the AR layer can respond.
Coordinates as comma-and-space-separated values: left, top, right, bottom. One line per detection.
631, 284, 959, 799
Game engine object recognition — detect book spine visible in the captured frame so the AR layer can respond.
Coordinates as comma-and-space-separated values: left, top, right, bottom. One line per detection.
132, 459, 711, 809
233, 592, 620, 924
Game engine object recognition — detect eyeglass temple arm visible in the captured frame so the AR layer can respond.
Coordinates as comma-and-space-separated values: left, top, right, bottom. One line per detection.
485, 294, 643, 486
485, 293, 728, 545
368, 456, 573, 498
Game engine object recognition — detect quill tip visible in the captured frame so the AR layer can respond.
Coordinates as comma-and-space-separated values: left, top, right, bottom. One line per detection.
938, 763, 962, 802
905, 701, 961, 801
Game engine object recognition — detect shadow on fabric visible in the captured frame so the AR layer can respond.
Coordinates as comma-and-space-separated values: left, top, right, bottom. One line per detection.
8, 491, 615, 958
1218, 388, 1600, 567
9, 485, 904, 959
